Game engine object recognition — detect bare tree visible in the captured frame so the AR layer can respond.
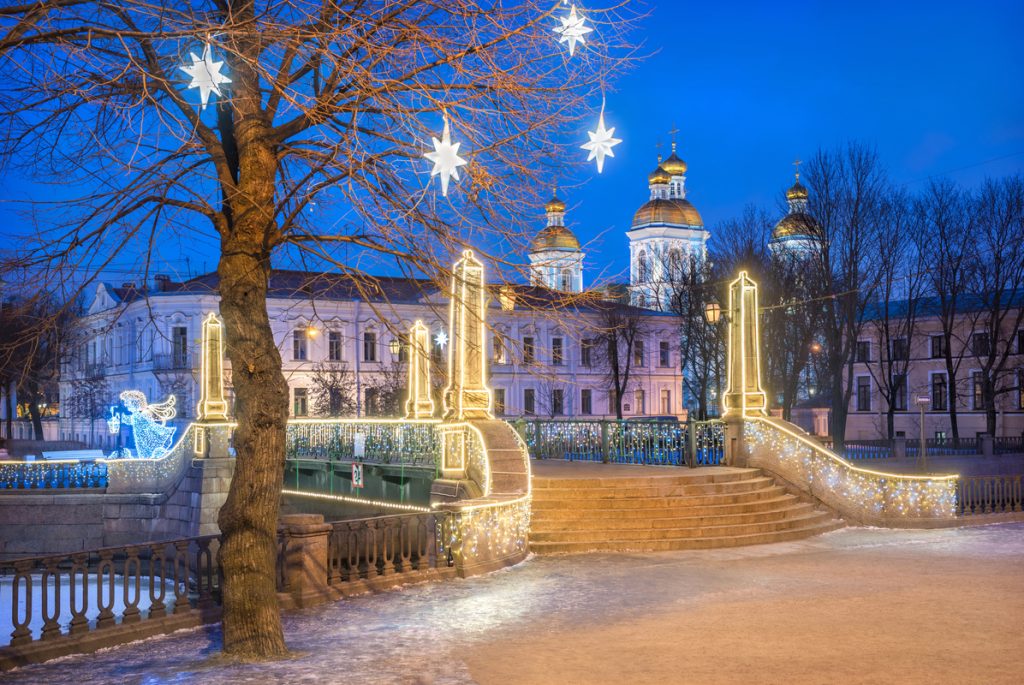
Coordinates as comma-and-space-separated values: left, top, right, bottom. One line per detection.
0, 1, 639, 658
804, 143, 887, 451
967, 175, 1024, 436
309, 360, 356, 417
593, 302, 650, 419
363, 359, 406, 417
0, 296, 67, 440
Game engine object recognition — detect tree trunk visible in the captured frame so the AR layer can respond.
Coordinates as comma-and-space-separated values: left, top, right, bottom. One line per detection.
27, 395, 43, 441
829, 382, 848, 453
943, 351, 960, 445
886, 406, 895, 440
3, 383, 12, 440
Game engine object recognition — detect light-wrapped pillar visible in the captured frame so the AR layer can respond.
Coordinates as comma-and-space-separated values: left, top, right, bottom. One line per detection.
723, 270, 767, 418
196, 312, 229, 421
404, 320, 435, 419
443, 250, 492, 421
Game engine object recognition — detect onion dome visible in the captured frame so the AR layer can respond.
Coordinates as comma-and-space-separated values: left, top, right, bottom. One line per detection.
773, 212, 819, 239
544, 193, 566, 213
661, 143, 687, 175
632, 198, 703, 229
647, 164, 671, 185
531, 225, 580, 252
786, 180, 809, 201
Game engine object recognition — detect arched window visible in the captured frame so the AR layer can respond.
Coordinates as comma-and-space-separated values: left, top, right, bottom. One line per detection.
668, 248, 683, 282
560, 268, 573, 291
637, 251, 649, 283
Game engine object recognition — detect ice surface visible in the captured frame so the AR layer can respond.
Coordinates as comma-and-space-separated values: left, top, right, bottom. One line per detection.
4, 524, 1023, 684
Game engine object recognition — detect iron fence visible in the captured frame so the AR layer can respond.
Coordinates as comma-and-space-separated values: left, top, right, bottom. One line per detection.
957, 475, 1023, 515
0, 460, 108, 491
522, 419, 724, 466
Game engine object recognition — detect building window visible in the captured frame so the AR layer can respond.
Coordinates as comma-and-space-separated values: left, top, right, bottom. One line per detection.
931, 373, 948, 411
551, 389, 564, 416
856, 376, 871, 412
523, 388, 535, 416
891, 373, 907, 411
494, 388, 506, 415
395, 334, 409, 363
552, 337, 564, 366
523, 336, 535, 364
493, 333, 507, 364
328, 331, 343, 361
856, 341, 870, 363
972, 332, 990, 357
930, 335, 946, 359
972, 371, 984, 410
890, 338, 908, 361
292, 329, 308, 361
363, 331, 377, 362
293, 388, 308, 417
659, 339, 675, 366
633, 340, 644, 367
935, 431, 947, 442
560, 268, 572, 291
1018, 370, 1024, 410
172, 326, 188, 366
634, 389, 646, 415
581, 389, 592, 415
660, 389, 671, 414
581, 339, 594, 367
637, 251, 649, 283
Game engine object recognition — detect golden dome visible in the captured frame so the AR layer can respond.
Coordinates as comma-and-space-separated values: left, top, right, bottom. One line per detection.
544, 194, 566, 213
661, 145, 687, 175
647, 165, 671, 185
631, 198, 704, 229
786, 180, 808, 201
773, 212, 819, 239
531, 224, 580, 252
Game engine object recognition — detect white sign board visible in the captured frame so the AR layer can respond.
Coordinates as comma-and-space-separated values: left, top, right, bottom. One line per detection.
352, 462, 364, 489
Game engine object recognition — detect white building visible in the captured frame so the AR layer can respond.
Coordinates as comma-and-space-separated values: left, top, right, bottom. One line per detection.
628, 144, 710, 310
529, 193, 584, 293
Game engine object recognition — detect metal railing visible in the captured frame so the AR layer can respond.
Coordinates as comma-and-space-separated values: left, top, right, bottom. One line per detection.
994, 436, 1024, 454
907, 438, 979, 458
321, 513, 446, 587
958, 475, 1023, 515
522, 419, 724, 466
0, 535, 219, 650
286, 421, 440, 467
152, 352, 194, 371
0, 461, 108, 491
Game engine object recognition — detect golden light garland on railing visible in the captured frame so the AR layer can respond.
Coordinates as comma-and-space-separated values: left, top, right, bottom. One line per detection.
745, 419, 958, 520
438, 497, 531, 566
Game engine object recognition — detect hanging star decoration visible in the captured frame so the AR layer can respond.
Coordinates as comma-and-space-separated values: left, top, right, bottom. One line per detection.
581, 100, 621, 173
554, 3, 593, 57
423, 113, 468, 197
434, 330, 449, 350
179, 43, 232, 110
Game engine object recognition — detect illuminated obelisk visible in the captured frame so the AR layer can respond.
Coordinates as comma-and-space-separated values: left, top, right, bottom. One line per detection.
443, 250, 492, 421
197, 312, 229, 421
723, 271, 767, 418
404, 320, 436, 419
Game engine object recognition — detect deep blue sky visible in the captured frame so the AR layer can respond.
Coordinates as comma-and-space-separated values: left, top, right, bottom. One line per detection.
1, 0, 1021, 286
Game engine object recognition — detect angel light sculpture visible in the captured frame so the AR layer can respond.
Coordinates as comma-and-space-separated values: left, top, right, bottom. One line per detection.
107, 390, 178, 459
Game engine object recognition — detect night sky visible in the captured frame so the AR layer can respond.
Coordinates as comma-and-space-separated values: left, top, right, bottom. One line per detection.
0, 0, 1021, 286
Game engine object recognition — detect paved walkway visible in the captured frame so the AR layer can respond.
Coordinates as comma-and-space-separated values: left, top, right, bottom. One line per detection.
5, 524, 1023, 684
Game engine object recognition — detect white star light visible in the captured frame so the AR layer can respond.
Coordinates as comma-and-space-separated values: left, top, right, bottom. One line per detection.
423, 114, 468, 197
179, 43, 232, 110
581, 102, 621, 173
434, 330, 449, 350
554, 3, 593, 57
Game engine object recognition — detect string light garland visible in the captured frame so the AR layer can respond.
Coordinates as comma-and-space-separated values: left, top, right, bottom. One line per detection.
438, 497, 531, 566
423, 112, 468, 197
553, 2, 593, 58
179, 43, 232, 110
581, 99, 621, 173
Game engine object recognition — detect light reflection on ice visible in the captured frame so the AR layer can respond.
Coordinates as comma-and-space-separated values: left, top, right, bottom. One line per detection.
3, 523, 1021, 684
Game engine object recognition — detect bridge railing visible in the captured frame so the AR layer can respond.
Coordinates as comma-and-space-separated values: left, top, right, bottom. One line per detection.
322, 512, 447, 587
0, 460, 108, 491
957, 475, 1023, 515
522, 419, 724, 466
285, 419, 441, 467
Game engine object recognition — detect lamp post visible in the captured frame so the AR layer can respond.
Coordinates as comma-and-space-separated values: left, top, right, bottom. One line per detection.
915, 394, 930, 472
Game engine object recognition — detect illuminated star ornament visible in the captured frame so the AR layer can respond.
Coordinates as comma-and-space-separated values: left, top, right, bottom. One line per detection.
179, 43, 232, 110
554, 3, 593, 58
434, 330, 449, 350
581, 100, 621, 173
423, 113, 468, 197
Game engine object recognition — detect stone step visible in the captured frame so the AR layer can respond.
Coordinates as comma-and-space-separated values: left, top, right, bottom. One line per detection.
530, 485, 788, 511
530, 476, 777, 500
530, 501, 817, 533
530, 493, 806, 523
529, 519, 845, 554
532, 469, 761, 490
529, 510, 831, 543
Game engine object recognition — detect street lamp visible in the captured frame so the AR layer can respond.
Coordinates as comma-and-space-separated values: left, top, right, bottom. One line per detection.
915, 394, 930, 472
389, 338, 401, 356
704, 301, 721, 324
305, 324, 319, 338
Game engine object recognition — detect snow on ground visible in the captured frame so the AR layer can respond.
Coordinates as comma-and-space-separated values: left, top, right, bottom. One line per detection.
4, 524, 1023, 685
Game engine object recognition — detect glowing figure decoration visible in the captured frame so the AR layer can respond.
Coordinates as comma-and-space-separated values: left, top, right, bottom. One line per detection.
423, 112, 468, 197
112, 391, 177, 459
405, 320, 436, 419
179, 44, 232, 110
723, 270, 768, 417
553, 3, 593, 57
197, 312, 229, 421
581, 100, 621, 173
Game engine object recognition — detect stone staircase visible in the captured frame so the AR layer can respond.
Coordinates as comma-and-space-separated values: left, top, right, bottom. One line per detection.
529, 468, 843, 554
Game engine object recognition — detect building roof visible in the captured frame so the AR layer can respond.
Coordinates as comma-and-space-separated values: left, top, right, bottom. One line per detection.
631, 198, 704, 229
860, 290, 1024, 322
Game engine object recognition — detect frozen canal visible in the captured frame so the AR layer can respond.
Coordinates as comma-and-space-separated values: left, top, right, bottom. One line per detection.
5, 523, 1023, 685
